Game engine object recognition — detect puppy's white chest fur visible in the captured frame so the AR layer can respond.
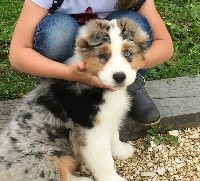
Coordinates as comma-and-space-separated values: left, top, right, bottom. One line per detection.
98, 88, 130, 127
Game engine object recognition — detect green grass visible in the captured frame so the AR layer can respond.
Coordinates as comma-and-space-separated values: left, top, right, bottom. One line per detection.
0, 0, 36, 100
0, 0, 200, 100
0, 60, 35, 100
0, 0, 23, 58
146, 0, 200, 80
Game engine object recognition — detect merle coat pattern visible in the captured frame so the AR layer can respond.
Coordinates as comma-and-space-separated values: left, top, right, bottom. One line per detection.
0, 18, 148, 181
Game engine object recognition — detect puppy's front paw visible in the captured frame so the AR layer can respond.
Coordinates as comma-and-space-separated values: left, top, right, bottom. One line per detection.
114, 175, 126, 181
69, 175, 94, 181
108, 173, 126, 181
78, 178, 94, 181
99, 173, 126, 181
112, 142, 134, 160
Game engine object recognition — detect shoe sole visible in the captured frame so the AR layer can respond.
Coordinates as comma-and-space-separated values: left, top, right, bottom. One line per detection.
136, 118, 161, 126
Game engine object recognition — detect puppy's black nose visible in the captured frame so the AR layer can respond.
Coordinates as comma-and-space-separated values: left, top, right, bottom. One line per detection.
113, 72, 126, 84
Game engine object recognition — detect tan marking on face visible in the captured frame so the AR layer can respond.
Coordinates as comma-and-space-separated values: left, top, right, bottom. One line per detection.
83, 57, 104, 75
76, 21, 111, 77
121, 37, 145, 70
130, 53, 145, 70
99, 44, 112, 54
122, 41, 140, 54
49, 156, 75, 181
83, 44, 111, 76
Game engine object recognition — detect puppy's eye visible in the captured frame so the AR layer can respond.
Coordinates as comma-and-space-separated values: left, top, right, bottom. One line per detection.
124, 50, 133, 62
98, 52, 108, 63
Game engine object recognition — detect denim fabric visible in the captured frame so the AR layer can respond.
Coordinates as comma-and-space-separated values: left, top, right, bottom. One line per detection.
33, 13, 79, 63
33, 11, 152, 75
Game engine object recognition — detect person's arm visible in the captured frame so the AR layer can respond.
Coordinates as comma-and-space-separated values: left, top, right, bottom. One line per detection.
9, 0, 107, 88
138, 0, 174, 68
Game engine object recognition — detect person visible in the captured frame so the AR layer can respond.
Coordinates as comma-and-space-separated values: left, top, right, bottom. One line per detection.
9, 0, 174, 125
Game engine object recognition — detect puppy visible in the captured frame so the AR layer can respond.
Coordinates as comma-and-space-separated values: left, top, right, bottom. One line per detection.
0, 18, 148, 181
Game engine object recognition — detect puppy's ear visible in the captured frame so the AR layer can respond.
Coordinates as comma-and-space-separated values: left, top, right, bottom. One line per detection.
89, 32, 111, 47
76, 37, 93, 51
86, 19, 111, 47
76, 19, 111, 50
138, 30, 150, 50
118, 18, 149, 50
76, 32, 110, 50
118, 19, 135, 41
134, 27, 150, 50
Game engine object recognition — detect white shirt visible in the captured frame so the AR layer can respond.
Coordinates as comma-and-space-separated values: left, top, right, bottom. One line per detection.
31, 0, 118, 18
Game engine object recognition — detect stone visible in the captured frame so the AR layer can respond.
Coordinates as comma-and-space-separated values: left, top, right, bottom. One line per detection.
120, 75, 200, 141
197, 165, 200, 172
156, 167, 166, 176
141, 172, 156, 177
169, 130, 179, 137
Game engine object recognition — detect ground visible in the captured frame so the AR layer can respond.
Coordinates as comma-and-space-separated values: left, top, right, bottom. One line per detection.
77, 127, 200, 181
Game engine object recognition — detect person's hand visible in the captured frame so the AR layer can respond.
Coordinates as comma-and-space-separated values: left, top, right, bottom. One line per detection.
66, 62, 115, 91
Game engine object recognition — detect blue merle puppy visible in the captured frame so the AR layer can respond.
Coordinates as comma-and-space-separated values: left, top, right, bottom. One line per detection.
0, 18, 148, 181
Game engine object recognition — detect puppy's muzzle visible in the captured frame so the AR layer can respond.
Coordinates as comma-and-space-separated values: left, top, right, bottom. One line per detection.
113, 72, 126, 84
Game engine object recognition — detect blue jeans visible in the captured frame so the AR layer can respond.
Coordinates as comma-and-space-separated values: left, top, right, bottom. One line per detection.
33, 10, 152, 76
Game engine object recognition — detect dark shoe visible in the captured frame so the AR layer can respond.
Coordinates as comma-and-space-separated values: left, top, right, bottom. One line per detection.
127, 74, 160, 125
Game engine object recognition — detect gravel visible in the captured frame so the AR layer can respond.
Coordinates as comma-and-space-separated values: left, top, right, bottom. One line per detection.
77, 127, 200, 181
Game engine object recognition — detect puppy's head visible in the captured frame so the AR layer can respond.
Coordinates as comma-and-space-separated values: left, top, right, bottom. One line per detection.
76, 18, 149, 89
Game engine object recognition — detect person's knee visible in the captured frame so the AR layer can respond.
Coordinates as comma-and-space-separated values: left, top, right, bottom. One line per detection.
34, 13, 79, 62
